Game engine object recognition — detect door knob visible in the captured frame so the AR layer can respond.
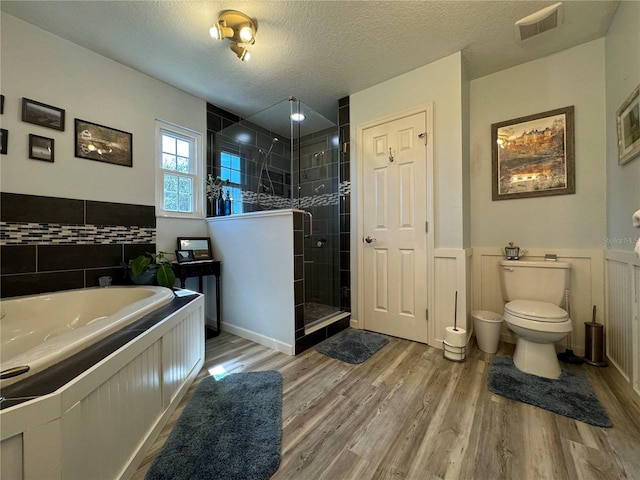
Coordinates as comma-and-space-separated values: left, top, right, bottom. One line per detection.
364, 236, 376, 244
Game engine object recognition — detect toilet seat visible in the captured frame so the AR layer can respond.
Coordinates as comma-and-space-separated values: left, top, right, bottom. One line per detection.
504, 299, 568, 323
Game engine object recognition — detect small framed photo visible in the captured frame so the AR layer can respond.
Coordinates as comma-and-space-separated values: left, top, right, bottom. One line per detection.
22, 98, 65, 131
29, 134, 54, 162
175, 250, 195, 263
492, 106, 575, 200
0, 129, 7, 155
177, 237, 213, 260
75, 119, 132, 167
616, 84, 640, 165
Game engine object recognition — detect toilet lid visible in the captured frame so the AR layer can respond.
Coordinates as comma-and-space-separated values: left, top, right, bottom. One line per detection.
505, 300, 568, 323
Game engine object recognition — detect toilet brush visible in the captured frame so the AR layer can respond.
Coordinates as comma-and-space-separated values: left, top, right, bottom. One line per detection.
557, 290, 583, 364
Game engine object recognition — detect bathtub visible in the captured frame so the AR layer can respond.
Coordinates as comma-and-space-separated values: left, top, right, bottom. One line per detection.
0, 286, 174, 387
0, 287, 205, 479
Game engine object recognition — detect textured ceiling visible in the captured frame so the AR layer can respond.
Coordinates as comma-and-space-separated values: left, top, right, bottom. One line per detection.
1, 1, 620, 125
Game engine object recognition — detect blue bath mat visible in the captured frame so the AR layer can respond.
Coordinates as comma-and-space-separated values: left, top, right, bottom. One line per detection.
145, 370, 282, 480
487, 355, 612, 427
317, 329, 389, 364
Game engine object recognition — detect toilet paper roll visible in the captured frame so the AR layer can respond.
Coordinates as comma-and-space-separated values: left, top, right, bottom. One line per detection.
633, 209, 640, 228
444, 327, 467, 347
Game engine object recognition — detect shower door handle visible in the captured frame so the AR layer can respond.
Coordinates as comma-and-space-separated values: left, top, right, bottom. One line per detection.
304, 211, 313, 238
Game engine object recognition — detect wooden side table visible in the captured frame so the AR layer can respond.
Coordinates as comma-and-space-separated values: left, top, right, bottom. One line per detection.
171, 260, 221, 336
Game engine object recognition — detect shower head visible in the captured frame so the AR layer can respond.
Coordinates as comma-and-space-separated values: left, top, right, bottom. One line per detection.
272, 138, 279, 144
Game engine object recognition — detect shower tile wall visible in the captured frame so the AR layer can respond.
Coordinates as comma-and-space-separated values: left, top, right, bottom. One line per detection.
206, 103, 291, 215
0, 192, 156, 298
338, 96, 351, 313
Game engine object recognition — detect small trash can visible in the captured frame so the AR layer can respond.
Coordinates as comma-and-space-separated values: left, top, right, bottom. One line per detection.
472, 310, 503, 354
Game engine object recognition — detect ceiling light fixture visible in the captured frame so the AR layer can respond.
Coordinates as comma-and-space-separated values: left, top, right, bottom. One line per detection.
209, 10, 257, 62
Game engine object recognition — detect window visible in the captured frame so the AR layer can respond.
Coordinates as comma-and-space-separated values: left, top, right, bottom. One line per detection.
220, 151, 243, 214
156, 121, 203, 218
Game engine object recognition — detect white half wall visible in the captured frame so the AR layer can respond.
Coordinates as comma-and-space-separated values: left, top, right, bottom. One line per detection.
207, 211, 296, 353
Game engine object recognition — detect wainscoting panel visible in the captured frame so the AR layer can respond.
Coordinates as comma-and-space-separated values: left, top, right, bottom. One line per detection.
472, 248, 605, 357
605, 250, 640, 396
433, 248, 472, 348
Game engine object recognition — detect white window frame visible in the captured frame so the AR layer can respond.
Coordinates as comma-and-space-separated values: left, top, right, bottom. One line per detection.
155, 120, 204, 219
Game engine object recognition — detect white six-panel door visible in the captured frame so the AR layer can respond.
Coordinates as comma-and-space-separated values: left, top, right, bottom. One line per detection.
362, 111, 429, 343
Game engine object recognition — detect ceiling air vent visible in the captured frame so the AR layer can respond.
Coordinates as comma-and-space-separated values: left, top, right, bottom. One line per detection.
515, 2, 563, 42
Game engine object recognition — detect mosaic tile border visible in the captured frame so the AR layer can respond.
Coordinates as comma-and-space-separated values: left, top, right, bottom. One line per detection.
0, 222, 156, 246
229, 180, 351, 211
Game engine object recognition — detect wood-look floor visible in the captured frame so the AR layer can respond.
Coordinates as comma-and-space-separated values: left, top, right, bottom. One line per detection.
132, 331, 640, 480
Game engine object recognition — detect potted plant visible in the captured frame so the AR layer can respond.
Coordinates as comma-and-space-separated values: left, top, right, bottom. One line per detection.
125, 251, 176, 287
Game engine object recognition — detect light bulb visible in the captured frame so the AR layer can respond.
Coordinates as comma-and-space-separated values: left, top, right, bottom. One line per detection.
239, 25, 254, 43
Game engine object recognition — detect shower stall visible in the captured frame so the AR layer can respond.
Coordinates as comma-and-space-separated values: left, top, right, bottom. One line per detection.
207, 97, 349, 351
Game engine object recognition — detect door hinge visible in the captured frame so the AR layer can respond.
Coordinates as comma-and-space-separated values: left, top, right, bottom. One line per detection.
426, 308, 429, 320
425, 221, 428, 233
418, 132, 427, 145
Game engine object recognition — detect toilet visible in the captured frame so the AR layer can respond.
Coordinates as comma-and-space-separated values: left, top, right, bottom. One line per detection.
499, 260, 572, 379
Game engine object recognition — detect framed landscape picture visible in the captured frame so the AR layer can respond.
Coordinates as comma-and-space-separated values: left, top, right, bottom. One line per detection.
75, 119, 132, 167
491, 106, 575, 201
22, 98, 65, 131
616, 84, 640, 165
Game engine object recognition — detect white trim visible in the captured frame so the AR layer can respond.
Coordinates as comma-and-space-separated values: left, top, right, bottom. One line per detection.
356, 103, 435, 345
221, 322, 294, 355
155, 120, 204, 219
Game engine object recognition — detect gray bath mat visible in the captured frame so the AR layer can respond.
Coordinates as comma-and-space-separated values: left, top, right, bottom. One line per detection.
487, 355, 612, 427
317, 329, 389, 364
145, 370, 282, 480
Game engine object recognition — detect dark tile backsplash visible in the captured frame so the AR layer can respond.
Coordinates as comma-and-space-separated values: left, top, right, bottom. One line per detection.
0, 193, 156, 298
1, 193, 85, 224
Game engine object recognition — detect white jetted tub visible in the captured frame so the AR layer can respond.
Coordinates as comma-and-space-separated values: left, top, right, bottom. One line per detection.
0, 286, 174, 387
0, 286, 205, 480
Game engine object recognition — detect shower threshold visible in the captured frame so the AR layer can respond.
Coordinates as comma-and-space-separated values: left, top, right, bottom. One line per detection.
304, 310, 350, 335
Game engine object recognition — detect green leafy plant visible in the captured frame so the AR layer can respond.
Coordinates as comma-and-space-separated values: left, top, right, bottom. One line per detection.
125, 252, 176, 288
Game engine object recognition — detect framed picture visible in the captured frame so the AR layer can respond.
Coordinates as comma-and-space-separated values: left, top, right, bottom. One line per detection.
29, 134, 54, 162
22, 98, 65, 131
175, 250, 195, 263
616, 84, 640, 165
177, 237, 212, 260
75, 119, 132, 167
0, 129, 7, 155
492, 106, 575, 201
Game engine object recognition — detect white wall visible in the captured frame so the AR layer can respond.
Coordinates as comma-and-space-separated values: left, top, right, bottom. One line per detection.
469, 39, 608, 353
0, 14, 208, 250
605, 0, 640, 251
470, 39, 607, 249
207, 211, 296, 354
350, 52, 466, 329
604, 0, 640, 395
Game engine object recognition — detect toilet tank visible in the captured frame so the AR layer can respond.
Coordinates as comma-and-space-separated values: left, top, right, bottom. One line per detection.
499, 260, 570, 306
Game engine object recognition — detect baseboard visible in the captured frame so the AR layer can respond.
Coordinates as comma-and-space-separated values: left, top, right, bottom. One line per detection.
221, 322, 294, 355
349, 316, 360, 329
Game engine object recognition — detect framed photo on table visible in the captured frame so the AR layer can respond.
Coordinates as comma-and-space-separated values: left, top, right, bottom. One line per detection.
177, 237, 212, 260
175, 250, 195, 263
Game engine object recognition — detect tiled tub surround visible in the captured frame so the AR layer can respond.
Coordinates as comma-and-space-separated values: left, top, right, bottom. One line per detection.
0, 193, 156, 298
